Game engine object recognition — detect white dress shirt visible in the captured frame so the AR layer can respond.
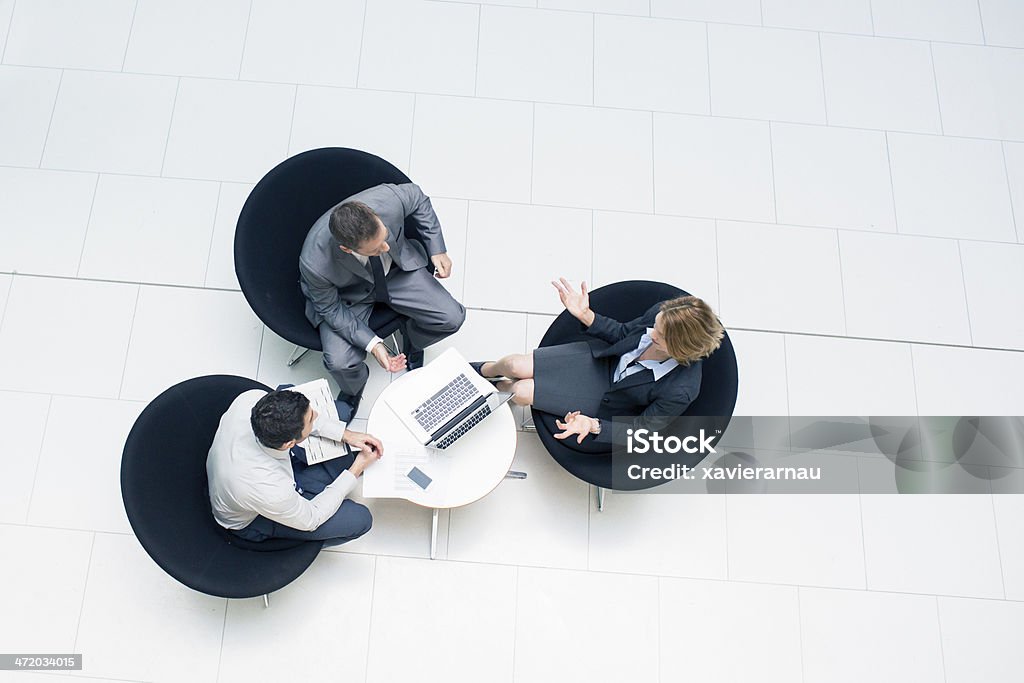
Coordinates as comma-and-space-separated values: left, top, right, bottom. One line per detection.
351, 251, 394, 353
206, 390, 356, 531
613, 327, 679, 383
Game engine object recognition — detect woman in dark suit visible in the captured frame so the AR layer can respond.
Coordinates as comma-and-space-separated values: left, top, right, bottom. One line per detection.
475, 278, 724, 447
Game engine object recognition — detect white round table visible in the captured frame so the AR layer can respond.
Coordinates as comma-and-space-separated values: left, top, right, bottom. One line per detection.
365, 366, 518, 557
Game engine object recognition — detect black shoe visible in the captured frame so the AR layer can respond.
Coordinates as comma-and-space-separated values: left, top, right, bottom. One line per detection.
335, 392, 363, 423
406, 348, 425, 370
470, 361, 505, 384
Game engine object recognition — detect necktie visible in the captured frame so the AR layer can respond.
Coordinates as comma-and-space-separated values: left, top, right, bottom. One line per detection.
369, 255, 390, 303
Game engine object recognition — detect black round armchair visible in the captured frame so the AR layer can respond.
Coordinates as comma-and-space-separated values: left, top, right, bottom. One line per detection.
531, 281, 739, 492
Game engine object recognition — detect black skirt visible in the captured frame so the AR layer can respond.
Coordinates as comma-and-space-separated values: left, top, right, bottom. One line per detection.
532, 341, 613, 418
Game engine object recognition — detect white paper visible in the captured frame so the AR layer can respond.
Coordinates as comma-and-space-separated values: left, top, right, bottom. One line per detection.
289, 378, 349, 465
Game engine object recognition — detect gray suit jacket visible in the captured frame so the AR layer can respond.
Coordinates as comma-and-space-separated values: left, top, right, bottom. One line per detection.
299, 183, 447, 350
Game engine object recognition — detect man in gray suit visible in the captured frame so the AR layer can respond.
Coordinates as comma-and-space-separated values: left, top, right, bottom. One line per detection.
299, 182, 466, 414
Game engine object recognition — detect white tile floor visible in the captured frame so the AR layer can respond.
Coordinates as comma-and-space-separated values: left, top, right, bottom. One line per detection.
0, 1, 1022, 681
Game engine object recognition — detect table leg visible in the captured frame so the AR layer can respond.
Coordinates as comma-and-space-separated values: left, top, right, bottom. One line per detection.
430, 508, 439, 560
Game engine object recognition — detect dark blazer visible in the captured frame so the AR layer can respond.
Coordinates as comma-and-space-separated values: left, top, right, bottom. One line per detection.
298, 183, 447, 349
582, 303, 703, 444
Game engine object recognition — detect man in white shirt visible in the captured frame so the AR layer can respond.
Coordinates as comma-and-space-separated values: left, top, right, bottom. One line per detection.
207, 388, 383, 546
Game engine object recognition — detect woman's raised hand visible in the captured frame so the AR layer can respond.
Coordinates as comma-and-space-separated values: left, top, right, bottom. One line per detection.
551, 277, 592, 324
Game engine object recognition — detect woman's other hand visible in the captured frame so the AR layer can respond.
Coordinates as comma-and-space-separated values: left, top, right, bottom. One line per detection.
551, 277, 595, 327
554, 411, 601, 444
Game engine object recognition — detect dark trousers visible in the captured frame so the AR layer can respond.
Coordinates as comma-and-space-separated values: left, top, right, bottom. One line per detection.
231, 451, 372, 548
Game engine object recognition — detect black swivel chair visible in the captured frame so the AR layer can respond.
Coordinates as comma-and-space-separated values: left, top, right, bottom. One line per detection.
530, 281, 739, 509
120, 375, 323, 602
234, 147, 426, 367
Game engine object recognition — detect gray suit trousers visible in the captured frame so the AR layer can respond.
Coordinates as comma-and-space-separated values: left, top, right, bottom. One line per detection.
320, 266, 465, 396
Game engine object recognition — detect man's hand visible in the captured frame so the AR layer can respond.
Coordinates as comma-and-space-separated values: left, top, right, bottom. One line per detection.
551, 277, 595, 327
371, 343, 407, 372
343, 430, 384, 476
553, 411, 601, 444
431, 252, 453, 279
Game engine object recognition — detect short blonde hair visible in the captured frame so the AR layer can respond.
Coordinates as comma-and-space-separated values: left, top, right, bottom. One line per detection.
658, 296, 724, 365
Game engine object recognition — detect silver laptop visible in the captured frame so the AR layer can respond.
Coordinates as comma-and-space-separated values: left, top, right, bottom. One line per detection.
385, 348, 513, 450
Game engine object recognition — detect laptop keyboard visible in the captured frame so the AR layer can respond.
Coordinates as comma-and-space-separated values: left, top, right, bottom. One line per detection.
412, 373, 480, 432
434, 405, 492, 450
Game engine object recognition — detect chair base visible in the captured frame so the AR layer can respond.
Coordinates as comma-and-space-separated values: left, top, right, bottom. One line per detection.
286, 345, 310, 367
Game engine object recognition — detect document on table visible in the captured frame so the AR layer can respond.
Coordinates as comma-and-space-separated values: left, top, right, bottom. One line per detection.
290, 378, 351, 465
363, 443, 444, 498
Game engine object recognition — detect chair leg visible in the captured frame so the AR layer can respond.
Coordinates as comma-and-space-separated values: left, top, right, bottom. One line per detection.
286, 345, 310, 367
521, 416, 537, 432
596, 486, 605, 512
504, 470, 527, 480
262, 594, 270, 608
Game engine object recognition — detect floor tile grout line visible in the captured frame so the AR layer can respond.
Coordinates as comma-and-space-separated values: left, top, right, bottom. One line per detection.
907, 344, 922, 415
214, 599, 229, 683
407, 0, 1021, 51
834, 229, 849, 336
988, 492, 1008, 599
954, 240, 976, 346
528, 102, 536, 203
0, 0, 17, 64
355, 0, 369, 88
816, 32, 828, 125
158, 77, 181, 176
5, 63, 1024, 146
854, 459, 871, 591
37, 68, 64, 168
407, 93, 417, 173
236, 0, 255, 80
120, 0, 139, 72
510, 565, 520, 681
934, 597, 950, 683
781, 333, 792, 416
656, 576, 662, 683
590, 12, 595, 107
284, 84, 299, 156
2, 268, 1024, 355
796, 586, 806, 683
883, 131, 900, 233
472, 4, 482, 97
116, 285, 143, 400
712, 219, 722, 312
71, 532, 97, 653
704, 22, 712, 115
589, 209, 595, 286
975, 0, 987, 45
928, 42, 945, 136
22, 394, 54, 525
0, 272, 14, 332
649, 110, 656, 213
767, 121, 778, 222
202, 183, 225, 287
74, 173, 102, 277
362, 555, 378, 681
1000, 142, 1021, 244
5, 518, 1022, 605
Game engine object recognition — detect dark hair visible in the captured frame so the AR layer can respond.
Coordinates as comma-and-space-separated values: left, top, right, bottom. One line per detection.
250, 390, 311, 449
329, 201, 380, 249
